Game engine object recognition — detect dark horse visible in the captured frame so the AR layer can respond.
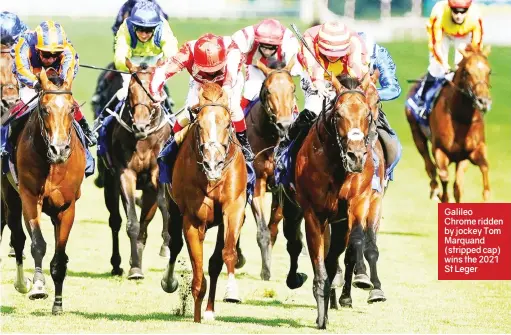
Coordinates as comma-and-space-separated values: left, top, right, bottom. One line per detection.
1, 67, 86, 314
101, 58, 171, 279
245, 58, 296, 281
161, 82, 248, 322
278, 73, 386, 329
405, 44, 492, 203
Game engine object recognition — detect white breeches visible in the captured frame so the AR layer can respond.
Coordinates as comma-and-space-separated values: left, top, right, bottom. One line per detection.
243, 65, 266, 101
116, 73, 132, 100
428, 33, 472, 78
299, 73, 336, 116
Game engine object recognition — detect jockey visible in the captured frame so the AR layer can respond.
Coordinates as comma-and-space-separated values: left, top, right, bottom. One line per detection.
0, 11, 29, 47
274, 21, 370, 159
150, 33, 255, 162
112, 0, 168, 36
10, 20, 97, 146
414, 0, 483, 114
94, 0, 178, 128
231, 18, 301, 113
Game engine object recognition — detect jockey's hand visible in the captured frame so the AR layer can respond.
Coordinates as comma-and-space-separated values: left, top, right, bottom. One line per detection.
150, 66, 167, 100
33, 82, 42, 92
442, 63, 452, 74
222, 86, 233, 105
314, 80, 333, 99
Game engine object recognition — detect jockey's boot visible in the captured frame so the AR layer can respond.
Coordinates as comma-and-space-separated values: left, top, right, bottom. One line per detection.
78, 118, 98, 147
93, 95, 121, 131
236, 130, 255, 162
417, 72, 436, 117
274, 108, 317, 169
163, 85, 174, 114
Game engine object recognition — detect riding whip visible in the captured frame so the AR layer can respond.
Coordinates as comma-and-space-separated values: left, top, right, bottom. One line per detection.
79, 64, 130, 74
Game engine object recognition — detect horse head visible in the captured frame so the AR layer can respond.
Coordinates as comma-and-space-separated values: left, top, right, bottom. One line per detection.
0, 45, 20, 109
330, 72, 375, 173
38, 66, 75, 163
455, 44, 492, 112
193, 82, 233, 182
256, 57, 297, 139
125, 57, 164, 139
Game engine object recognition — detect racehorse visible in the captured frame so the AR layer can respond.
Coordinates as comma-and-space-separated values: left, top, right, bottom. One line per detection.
101, 58, 171, 279
1, 67, 86, 314
279, 72, 385, 329
160, 82, 248, 323
245, 58, 296, 281
405, 44, 492, 203
1, 46, 20, 122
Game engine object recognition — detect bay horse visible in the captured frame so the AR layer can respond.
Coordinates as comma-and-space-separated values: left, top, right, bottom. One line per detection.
102, 58, 171, 279
1, 67, 86, 314
279, 73, 385, 329
1, 45, 21, 258
245, 58, 296, 281
405, 44, 492, 203
161, 82, 247, 323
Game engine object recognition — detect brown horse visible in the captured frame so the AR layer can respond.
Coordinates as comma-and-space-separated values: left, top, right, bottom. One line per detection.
279, 73, 385, 329
245, 58, 296, 281
405, 44, 492, 203
102, 58, 171, 279
1, 46, 20, 121
161, 82, 247, 323
1, 67, 86, 314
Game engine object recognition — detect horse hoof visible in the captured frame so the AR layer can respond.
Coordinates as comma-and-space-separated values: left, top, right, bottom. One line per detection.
286, 273, 308, 289
331, 271, 344, 289
203, 311, 215, 322
430, 189, 441, 202
8, 247, 15, 257
352, 274, 374, 290
111, 267, 124, 276
128, 267, 144, 280
235, 254, 246, 269
159, 245, 170, 258
260, 269, 271, 281
52, 305, 63, 315
223, 277, 241, 303
14, 277, 32, 294
94, 177, 104, 188
316, 316, 328, 329
367, 289, 386, 304
339, 296, 353, 308
28, 280, 48, 300
161, 277, 179, 293
135, 196, 142, 208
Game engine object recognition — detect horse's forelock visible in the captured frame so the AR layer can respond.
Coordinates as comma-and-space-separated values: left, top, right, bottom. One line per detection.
200, 83, 225, 104
267, 59, 287, 70
337, 74, 362, 90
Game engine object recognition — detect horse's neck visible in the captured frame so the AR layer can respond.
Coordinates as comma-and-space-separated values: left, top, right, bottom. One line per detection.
23, 108, 48, 160
448, 70, 478, 122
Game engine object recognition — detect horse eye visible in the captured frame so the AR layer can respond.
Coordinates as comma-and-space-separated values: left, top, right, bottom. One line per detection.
222, 143, 228, 151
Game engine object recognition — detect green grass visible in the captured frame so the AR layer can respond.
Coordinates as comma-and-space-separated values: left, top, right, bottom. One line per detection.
1, 17, 511, 333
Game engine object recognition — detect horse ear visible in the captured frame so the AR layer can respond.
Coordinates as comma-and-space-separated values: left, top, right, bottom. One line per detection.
198, 86, 205, 105
285, 55, 296, 72
156, 57, 166, 67
256, 59, 271, 77
371, 68, 380, 85
482, 45, 492, 57
62, 66, 74, 91
459, 47, 471, 59
331, 74, 343, 94
361, 71, 371, 92
39, 68, 50, 90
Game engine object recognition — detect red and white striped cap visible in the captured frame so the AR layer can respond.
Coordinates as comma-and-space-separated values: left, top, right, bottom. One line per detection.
317, 21, 352, 58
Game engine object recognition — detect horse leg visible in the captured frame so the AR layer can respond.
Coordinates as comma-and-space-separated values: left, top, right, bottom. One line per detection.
303, 208, 329, 329
235, 237, 245, 269
433, 148, 450, 203
105, 171, 123, 276
137, 185, 158, 272
251, 177, 272, 280
351, 222, 373, 290
205, 224, 225, 321
453, 160, 469, 203
468, 144, 491, 202
268, 192, 283, 248
339, 236, 356, 308
183, 215, 207, 323
161, 196, 183, 294
282, 195, 307, 290
157, 185, 171, 258
50, 205, 76, 314
222, 197, 245, 303
119, 169, 143, 279
365, 226, 386, 304
20, 193, 48, 300
326, 223, 349, 310
3, 181, 31, 294
405, 109, 440, 200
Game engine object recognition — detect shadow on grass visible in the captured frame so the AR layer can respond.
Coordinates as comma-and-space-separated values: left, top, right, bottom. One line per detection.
1, 306, 16, 314
69, 311, 188, 322
242, 299, 314, 310
379, 231, 428, 237
66, 270, 114, 279
216, 315, 308, 328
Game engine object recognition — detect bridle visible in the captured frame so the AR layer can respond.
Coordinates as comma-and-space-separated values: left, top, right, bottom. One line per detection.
320, 89, 373, 171
0, 49, 20, 105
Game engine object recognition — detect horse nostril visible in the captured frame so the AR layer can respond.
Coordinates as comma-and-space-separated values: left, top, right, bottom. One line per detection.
203, 161, 210, 170
347, 152, 358, 162
50, 145, 59, 156
65, 144, 70, 151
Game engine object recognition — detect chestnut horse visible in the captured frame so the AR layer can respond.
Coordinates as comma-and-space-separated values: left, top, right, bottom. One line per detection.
279, 73, 385, 329
1, 47, 20, 120
405, 44, 492, 203
161, 82, 247, 323
245, 58, 296, 281
102, 59, 171, 279
1, 67, 86, 314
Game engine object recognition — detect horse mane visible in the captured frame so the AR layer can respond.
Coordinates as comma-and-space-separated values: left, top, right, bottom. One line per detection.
199, 82, 227, 104
337, 74, 361, 90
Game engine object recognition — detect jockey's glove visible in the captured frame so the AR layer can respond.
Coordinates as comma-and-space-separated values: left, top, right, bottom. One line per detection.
314, 80, 333, 99
33, 81, 42, 92
150, 66, 167, 100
